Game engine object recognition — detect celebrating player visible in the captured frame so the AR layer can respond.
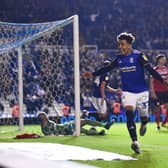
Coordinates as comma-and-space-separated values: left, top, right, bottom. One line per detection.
150, 54, 168, 130
91, 60, 121, 122
83, 32, 167, 154
91, 60, 110, 122
37, 112, 115, 136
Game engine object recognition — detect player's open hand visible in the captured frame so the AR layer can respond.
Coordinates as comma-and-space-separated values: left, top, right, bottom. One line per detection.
82, 71, 93, 78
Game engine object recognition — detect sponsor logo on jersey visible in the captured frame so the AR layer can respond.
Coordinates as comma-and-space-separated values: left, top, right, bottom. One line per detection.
120, 66, 136, 72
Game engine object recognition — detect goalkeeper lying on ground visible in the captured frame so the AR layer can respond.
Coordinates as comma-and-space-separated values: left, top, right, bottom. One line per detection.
37, 112, 115, 136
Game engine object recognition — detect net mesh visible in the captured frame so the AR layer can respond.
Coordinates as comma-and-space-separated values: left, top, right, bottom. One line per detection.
0, 17, 76, 133
0, 18, 72, 53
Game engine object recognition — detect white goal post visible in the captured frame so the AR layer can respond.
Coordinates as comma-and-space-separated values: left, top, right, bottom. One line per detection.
73, 15, 80, 136
0, 15, 81, 136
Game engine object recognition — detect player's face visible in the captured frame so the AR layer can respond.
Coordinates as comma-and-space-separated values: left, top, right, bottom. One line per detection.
118, 40, 132, 55
159, 57, 167, 65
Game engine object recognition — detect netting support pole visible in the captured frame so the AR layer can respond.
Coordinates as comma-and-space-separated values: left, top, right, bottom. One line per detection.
18, 47, 24, 131
73, 15, 80, 136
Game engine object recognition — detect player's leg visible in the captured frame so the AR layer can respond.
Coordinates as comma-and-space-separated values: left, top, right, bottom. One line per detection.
99, 98, 108, 121
158, 91, 168, 128
137, 91, 149, 136
153, 100, 161, 130
90, 97, 113, 131
91, 97, 102, 120
91, 97, 108, 121
122, 92, 140, 154
81, 127, 105, 135
161, 104, 168, 128
155, 106, 161, 130
80, 120, 105, 135
149, 98, 160, 130
80, 119, 114, 130
98, 98, 115, 128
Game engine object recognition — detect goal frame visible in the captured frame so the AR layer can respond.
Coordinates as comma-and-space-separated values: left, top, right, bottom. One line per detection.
1, 15, 81, 136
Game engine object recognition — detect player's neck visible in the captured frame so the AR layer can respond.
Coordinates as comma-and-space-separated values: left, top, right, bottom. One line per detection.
125, 48, 132, 56
158, 64, 164, 67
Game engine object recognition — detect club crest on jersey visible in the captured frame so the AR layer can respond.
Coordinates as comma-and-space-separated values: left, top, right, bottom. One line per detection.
130, 57, 134, 63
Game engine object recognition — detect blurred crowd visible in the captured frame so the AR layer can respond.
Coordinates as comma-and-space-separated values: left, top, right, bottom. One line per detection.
0, 0, 168, 116
0, 42, 167, 115
0, 30, 75, 115
0, 0, 168, 49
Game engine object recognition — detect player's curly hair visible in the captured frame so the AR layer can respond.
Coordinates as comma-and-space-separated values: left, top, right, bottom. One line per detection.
117, 32, 135, 44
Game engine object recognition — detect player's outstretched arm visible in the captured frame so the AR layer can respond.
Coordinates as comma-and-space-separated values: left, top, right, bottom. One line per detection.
92, 60, 118, 76
83, 59, 118, 78
139, 53, 165, 84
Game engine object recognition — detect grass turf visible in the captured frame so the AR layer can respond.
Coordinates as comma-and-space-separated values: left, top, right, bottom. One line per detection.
0, 123, 168, 168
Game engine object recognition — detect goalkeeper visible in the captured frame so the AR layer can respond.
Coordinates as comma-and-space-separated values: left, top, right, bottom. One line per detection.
37, 112, 115, 136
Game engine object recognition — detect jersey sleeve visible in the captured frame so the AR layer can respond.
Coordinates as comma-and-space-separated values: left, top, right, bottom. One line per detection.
92, 58, 118, 76
139, 53, 164, 83
138, 53, 150, 66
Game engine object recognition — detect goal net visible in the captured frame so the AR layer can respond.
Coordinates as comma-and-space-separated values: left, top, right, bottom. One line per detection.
0, 15, 80, 136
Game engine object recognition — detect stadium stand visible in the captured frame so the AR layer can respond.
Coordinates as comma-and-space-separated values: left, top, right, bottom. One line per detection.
0, 0, 168, 123
0, 0, 168, 49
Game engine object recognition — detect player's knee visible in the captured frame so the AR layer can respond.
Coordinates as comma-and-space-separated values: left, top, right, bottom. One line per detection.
125, 109, 135, 126
140, 116, 148, 125
124, 105, 134, 111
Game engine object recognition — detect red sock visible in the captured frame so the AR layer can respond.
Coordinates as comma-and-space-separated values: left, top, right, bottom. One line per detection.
155, 112, 160, 126
162, 110, 168, 125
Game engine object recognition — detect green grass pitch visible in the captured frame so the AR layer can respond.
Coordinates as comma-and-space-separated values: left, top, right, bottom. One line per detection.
0, 123, 168, 168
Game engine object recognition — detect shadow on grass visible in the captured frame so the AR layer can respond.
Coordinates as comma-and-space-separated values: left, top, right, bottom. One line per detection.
157, 130, 168, 134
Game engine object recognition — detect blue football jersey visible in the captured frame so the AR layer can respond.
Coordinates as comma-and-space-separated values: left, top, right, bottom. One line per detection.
93, 74, 109, 98
93, 50, 163, 94
117, 50, 148, 93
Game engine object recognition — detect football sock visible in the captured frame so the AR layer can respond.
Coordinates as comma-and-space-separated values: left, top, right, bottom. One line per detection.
140, 116, 148, 125
155, 112, 160, 126
126, 110, 137, 141
162, 110, 168, 125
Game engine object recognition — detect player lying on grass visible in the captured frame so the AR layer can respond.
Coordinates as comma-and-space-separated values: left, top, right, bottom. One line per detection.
37, 112, 115, 136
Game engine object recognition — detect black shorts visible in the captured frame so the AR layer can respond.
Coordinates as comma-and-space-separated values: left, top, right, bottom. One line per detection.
156, 91, 168, 105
